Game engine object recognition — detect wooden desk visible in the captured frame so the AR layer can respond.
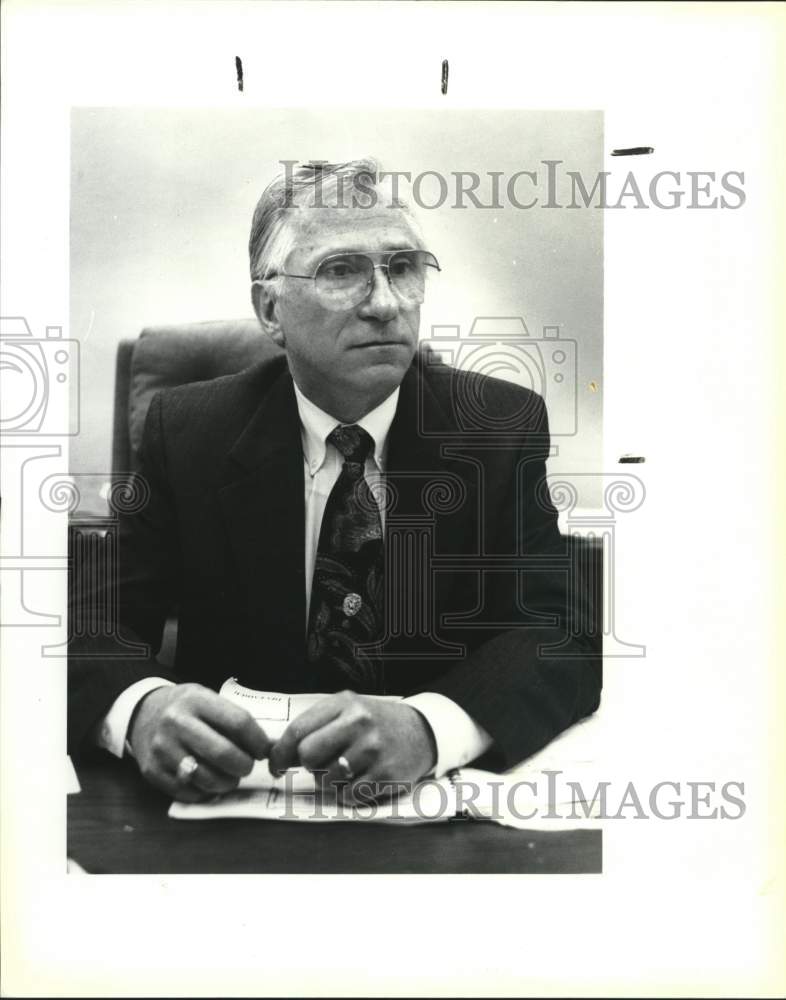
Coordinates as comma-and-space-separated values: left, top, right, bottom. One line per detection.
68, 758, 602, 874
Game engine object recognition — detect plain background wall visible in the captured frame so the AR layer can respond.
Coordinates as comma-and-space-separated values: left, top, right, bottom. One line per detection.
70, 108, 603, 494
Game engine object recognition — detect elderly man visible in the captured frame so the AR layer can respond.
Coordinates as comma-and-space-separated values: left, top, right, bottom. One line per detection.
68, 159, 601, 803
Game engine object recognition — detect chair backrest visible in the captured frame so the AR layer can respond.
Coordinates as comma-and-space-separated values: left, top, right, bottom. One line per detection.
112, 319, 282, 472
109, 320, 603, 659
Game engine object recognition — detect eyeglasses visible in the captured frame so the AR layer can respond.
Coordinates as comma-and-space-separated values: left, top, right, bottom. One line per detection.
257, 248, 440, 311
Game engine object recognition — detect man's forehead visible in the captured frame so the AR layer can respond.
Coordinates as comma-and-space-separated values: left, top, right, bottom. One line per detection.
291, 205, 422, 261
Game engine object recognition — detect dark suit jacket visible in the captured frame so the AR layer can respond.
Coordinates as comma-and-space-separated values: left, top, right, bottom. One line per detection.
68, 351, 601, 768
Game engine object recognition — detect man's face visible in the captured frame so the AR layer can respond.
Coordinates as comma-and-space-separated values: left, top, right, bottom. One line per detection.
267, 204, 424, 419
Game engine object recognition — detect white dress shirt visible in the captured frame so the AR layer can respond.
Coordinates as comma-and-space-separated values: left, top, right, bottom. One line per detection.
97, 381, 492, 777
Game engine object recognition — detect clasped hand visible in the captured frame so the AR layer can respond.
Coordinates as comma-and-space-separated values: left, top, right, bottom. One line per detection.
129, 685, 436, 803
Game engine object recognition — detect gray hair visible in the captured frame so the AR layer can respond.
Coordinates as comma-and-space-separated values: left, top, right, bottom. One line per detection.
248, 158, 421, 282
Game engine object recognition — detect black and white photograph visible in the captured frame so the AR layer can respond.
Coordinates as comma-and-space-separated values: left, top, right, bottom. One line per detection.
65, 106, 605, 872
1, 2, 784, 997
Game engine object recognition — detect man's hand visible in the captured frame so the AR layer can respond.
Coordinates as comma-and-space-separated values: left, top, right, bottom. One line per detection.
267, 691, 437, 803
128, 684, 271, 802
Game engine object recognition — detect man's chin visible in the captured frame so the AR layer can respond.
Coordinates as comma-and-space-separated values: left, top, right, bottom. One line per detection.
343, 355, 410, 404
360, 350, 414, 381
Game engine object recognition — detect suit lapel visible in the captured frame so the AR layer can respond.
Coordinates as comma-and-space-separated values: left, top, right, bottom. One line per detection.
383, 358, 478, 675
386, 356, 477, 557
218, 366, 306, 642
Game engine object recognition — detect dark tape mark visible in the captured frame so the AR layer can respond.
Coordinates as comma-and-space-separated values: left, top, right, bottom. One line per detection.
611, 147, 654, 156
619, 455, 646, 463
235, 56, 244, 93
441, 59, 449, 95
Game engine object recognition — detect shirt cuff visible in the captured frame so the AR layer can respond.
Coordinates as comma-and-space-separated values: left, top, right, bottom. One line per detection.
403, 692, 493, 778
94, 677, 175, 758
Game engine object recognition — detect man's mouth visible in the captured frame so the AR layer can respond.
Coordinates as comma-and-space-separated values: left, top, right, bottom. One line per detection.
354, 339, 407, 349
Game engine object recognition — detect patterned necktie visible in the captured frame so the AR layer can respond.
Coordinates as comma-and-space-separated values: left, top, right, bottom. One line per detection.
306, 425, 385, 693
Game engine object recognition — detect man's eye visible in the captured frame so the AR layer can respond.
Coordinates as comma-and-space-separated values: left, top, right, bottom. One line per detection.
390, 258, 414, 276
322, 260, 357, 280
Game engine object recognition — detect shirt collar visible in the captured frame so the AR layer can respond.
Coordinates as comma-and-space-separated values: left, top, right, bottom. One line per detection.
293, 381, 400, 477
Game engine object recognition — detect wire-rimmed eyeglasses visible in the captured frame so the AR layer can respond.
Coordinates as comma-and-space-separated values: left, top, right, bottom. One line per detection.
253, 248, 440, 311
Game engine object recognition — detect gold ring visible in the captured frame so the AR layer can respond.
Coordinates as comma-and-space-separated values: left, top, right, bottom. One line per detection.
176, 754, 199, 783
337, 754, 354, 780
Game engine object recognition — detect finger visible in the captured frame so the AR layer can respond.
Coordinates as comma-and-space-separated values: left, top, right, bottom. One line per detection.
314, 770, 385, 807
193, 693, 271, 759
154, 738, 243, 795
319, 753, 379, 803
159, 744, 240, 796
296, 715, 362, 772
303, 707, 383, 782
139, 759, 211, 804
182, 758, 240, 796
268, 695, 346, 775
309, 758, 352, 803
176, 714, 256, 778
310, 734, 376, 801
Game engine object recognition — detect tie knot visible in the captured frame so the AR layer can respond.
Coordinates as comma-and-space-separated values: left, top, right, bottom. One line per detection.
328, 424, 375, 465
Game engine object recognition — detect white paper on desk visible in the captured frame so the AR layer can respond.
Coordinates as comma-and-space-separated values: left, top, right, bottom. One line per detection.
169, 683, 604, 828
169, 775, 459, 824
169, 681, 434, 822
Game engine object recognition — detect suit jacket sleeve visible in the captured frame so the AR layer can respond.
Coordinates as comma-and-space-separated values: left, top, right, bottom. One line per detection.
424, 394, 601, 769
67, 391, 184, 755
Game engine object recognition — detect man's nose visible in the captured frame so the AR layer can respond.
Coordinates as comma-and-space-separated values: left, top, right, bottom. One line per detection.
357, 266, 400, 321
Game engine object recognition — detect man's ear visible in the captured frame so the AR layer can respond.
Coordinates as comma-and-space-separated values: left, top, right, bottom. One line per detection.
251, 280, 285, 346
